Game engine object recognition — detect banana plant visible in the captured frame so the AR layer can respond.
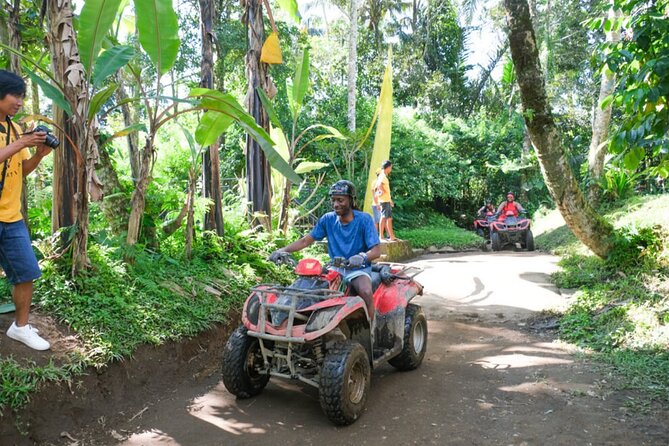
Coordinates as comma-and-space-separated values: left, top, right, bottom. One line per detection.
257, 47, 346, 233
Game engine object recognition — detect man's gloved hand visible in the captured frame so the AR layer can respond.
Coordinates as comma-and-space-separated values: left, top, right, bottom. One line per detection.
268, 249, 286, 263
347, 253, 366, 269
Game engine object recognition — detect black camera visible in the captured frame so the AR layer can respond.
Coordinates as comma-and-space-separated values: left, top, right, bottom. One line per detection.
31, 125, 60, 149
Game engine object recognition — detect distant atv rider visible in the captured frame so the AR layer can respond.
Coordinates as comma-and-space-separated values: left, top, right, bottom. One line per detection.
496, 192, 525, 221
269, 180, 381, 319
477, 201, 495, 217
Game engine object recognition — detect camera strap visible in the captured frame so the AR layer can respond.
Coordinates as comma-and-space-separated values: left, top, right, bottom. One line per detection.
0, 116, 17, 199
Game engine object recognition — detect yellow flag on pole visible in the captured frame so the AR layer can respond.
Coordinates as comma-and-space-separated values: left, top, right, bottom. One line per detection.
363, 48, 393, 215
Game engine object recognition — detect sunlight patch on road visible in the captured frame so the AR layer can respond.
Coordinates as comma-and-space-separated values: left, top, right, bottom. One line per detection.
120, 429, 181, 445
448, 343, 494, 352
471, 353, 573, 369
501, 343, 571, 356
188, 388, 267, 435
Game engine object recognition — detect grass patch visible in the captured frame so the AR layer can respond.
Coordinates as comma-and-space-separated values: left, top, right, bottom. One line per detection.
0, 356, 86, 417
535, 195, 669, 406
396, 214, 481, 249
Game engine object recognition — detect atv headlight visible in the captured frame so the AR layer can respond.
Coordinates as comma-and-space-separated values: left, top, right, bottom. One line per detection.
306, 306, 343, 332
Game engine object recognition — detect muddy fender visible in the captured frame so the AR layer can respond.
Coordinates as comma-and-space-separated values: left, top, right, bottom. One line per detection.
389, 304, 428, 371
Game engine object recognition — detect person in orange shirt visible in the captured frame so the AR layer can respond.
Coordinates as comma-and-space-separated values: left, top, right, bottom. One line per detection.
0, 70, 53, 350
374, 160, 396, 241
496, 191, 526, 221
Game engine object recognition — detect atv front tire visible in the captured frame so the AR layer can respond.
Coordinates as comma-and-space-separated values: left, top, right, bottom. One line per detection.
389, 304, 428, 371
491, 232, 501, 251
319, 341, 370, 425
525, 230, 535, 251
222, 326, 269, 398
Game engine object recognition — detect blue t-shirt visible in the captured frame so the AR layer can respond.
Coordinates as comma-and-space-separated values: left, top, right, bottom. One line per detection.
310, 210, 380, 260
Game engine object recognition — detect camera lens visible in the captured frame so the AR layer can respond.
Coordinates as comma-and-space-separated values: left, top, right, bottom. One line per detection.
33, 125, 59, 148
44, 134, 60, 148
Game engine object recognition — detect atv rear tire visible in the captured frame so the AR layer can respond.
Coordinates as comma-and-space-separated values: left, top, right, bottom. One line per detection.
525, 230, 535, 251
491, 232, 501, 251
319, 341, 370, 425
222, 326, 269, 398
389, 304, 428, 371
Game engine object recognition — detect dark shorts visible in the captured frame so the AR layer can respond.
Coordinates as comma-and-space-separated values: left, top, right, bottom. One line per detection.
380, 202, 393, 218
0, 220, 41, 285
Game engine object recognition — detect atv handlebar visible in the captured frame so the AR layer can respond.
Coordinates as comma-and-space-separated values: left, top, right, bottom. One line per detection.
271, 252, 298, 267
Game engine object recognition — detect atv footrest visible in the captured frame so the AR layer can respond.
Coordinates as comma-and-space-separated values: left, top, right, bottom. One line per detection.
372, 340, 402, 368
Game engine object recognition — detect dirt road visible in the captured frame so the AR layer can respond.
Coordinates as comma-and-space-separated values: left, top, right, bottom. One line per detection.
97, 251, 667, 445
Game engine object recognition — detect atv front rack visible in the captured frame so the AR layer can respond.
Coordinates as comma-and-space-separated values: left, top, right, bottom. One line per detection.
249, 285, 344, 343
248, 285, 344, 388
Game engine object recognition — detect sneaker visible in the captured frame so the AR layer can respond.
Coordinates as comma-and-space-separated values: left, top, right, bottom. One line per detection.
6, 322, 50, 350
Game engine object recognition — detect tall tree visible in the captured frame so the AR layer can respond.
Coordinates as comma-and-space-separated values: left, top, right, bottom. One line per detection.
243, 0, 272, 230
45, 0, 94, 274
7, 0, 21, 73
503, 0, 614, 258
126, 0, 181, 246
199, 0, 224, 235
587, 4, 621, 203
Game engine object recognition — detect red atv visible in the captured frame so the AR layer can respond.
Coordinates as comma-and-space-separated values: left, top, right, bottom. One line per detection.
489, 211, 535, 251
222, 255, 426, 425
474, 211, 496, 239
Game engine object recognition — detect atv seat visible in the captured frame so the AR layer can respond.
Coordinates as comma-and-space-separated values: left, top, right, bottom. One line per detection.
370, 264, 392, 292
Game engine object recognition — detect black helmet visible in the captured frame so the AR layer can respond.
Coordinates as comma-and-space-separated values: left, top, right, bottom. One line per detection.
329, 180, 357, 207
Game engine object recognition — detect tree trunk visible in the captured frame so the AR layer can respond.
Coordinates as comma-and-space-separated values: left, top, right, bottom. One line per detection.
46, 0, 93, 275
30, 81, 44, 191
504, 0, 614, 258
243, 0, 272, 231
519, 125, 531, 204
115, 72, 141, 183
126, 136, 154, 245
185, 168, 196, 259
347, 0, 359, 132
8, 0, 21, 73
278, 178, 292, 234
587, 4, 621, 204
200, 0, 224, 236
162, 200, 188, 235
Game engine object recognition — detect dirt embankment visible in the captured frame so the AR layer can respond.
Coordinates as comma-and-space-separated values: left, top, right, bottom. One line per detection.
1, 313, 239, 446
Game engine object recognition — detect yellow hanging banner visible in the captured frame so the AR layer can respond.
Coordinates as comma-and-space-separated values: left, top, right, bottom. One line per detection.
363, 47, 393, 215
261, 32, 283, 65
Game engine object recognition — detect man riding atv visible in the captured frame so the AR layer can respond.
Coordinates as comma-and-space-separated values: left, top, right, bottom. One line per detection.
496, 191, 525, 221
270, 180, 380, 319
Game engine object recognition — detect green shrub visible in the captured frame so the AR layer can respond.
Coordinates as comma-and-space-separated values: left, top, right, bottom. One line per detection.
552, 254, 610, 288
607, 225, 666, 270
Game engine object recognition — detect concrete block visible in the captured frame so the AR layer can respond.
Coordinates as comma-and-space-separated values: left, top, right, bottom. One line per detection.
378, 239, 414, 262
